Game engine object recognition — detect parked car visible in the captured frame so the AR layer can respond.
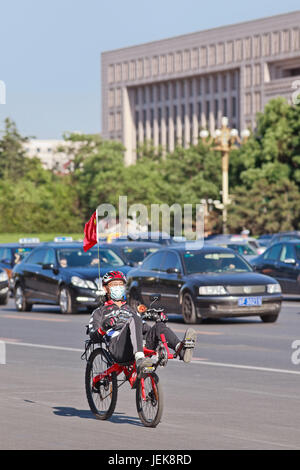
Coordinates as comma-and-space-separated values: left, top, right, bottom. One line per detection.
0, 238, 41, 277
0, 267, 9, 305
205, 239, 258, 263
126, 245, 282, 324
116, 232, 174, 245
251, 240, 300, 295
106, 241, 161, 266
12, 242, 133, 314
268, 231, 300, 246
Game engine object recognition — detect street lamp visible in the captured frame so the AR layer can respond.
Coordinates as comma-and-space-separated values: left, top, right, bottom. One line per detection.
200, 116, 250, 234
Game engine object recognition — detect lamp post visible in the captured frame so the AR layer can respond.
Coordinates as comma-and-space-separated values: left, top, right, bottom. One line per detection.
200, 117, 250, 234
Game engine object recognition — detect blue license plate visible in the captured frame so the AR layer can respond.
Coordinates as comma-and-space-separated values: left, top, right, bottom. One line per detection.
238, 296, 262, 307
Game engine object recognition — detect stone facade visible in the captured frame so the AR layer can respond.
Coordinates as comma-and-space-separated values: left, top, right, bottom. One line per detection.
101, 11, 300, 165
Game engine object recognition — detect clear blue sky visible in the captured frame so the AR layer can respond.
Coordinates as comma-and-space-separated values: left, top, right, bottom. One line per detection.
0, 0, 299, 139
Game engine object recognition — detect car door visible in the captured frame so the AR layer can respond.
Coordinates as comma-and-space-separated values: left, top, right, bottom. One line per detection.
256, 243, 283, 279
277, 244, 300, 294
37, 248, 60, 301
21, 248, 48, 299
138, 250, 167, 305
156, 251, 183, 313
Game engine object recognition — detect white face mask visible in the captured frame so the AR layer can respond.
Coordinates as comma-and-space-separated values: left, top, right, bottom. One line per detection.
110, 285, 126, 301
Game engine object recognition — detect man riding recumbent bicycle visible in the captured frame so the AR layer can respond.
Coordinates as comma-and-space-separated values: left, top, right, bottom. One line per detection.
82, 270, 196, 427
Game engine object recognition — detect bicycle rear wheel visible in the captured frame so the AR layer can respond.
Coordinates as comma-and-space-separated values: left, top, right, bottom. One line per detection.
136, 373, 163, 427
85, 347, 118, 420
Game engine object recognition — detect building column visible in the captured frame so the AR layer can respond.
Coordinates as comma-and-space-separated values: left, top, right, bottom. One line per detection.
122, 86, 136, 165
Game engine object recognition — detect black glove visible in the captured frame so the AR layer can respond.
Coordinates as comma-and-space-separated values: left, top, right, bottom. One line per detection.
158, 311, 168, 323
102, 314, 117, 331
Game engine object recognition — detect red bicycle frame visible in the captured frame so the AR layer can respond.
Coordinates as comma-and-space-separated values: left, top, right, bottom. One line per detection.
92, 333, 175, 395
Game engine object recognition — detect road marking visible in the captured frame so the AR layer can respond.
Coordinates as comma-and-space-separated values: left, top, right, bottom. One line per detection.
1, 314, 70, 322
172, 328, 223, 336
4, 340, 300, 376
5, 341, 82, 352
190, 359, 300, 375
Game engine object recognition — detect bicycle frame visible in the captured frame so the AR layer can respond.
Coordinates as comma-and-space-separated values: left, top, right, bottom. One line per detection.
92, 333, 176, 396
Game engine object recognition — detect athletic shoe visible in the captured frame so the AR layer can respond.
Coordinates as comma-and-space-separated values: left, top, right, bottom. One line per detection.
176, 328, 196, 363
136, 356, 154, 378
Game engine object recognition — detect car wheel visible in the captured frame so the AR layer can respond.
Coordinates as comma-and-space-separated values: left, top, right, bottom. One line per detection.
0, 293, 8, 305
59, 287, 77, 314
260, 314, 279, 323
15, 286, 32, 312
182, 292, 200, 324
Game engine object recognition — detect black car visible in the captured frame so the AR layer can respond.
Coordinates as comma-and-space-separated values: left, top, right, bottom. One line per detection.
0, 267, 9, 305
126, 245, 282, 324
251, 240, 300, 295
269, 231, 300, 246
0, 239, 41, 276
12, 242, 133, 314
105, 241, 161, 266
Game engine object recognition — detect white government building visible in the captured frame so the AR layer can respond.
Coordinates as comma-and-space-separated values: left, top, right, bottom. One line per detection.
23, 139, 72, 173
101, 11, 300, 165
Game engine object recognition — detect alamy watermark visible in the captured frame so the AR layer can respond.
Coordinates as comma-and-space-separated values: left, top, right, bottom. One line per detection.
0, 341, 6, 365
291, 340, 300, 366
0, 80, 6, 105
292, 80, 300, 105
96, 196, 205, 250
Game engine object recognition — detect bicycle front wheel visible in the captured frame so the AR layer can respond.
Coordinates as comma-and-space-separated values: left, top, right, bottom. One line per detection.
136, 373, 163, 427
85, 347, 118, 420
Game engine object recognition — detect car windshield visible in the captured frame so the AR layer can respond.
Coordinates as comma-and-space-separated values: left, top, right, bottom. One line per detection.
13, 247, 34, 265
182, 251, 252, 274
294, 245, 300, 260
122, 246, 159, 264
57, 247, 125, 268
227, 244, 256, 256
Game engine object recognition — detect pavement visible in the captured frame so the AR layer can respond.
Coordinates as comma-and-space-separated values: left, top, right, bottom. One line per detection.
0, 298, 300, 450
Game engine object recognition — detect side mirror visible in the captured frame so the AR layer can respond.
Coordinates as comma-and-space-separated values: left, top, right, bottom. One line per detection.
42, 263, 59, 274
42, 263, 54, 270
284, 258, 296, 265
166, 267, 180, 274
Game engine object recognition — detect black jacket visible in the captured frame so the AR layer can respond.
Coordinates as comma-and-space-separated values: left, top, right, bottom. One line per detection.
88, 299, 142, 342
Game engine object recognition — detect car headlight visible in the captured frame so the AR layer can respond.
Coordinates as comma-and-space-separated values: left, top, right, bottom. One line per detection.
267, 283, 281, 294
199, 285, 227, 295
0, 271, 8, 282
71, 276, 96, 289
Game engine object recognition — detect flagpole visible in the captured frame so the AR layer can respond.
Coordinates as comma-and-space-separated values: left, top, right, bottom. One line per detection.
96, 209, 101, 292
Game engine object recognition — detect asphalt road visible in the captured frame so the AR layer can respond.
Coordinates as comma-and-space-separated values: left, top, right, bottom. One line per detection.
0, 297, 300, 450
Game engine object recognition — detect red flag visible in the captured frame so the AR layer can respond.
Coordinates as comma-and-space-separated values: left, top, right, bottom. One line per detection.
83, 211, 97, 252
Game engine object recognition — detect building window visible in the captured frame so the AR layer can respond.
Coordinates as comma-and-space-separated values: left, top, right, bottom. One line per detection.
253, 36, 261, 58
198, 102, 202, 125
231, 72, 236, 90
214, 76, 218, 93
167, 54, 174, 73
205, 77, 210, 94
232, 97, 237, 118
206, 101, 210, 122
122, 62, 128, 81
223, 98, 227, 117
152, 56, 159, 76
200, 47, 207, 67
245, 93, 251, 115
222, 74, 227, 92
245, 66, 252, 88
197, 78, 202, 96
214, 99, 219, 121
